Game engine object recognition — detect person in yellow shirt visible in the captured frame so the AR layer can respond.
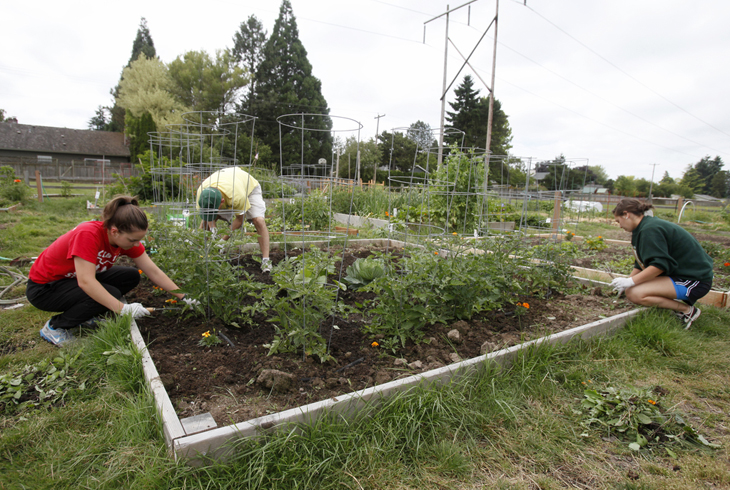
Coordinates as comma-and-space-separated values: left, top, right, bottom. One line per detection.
196, 167, 271, 272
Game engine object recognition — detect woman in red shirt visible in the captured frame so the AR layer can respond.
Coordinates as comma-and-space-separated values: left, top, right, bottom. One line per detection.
26, 195, 195, 346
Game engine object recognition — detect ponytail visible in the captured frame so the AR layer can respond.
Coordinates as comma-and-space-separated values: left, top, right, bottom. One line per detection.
612, 198, 654, 217
102, 195, 148, 233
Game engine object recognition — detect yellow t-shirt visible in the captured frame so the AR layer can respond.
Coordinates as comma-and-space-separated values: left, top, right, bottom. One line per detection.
195, 167, 260, 216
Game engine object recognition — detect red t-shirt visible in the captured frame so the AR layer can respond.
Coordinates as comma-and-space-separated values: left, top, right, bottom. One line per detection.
29, 220, 145, 284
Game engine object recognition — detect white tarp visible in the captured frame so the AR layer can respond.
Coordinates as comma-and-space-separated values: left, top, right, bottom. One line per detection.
564, 200, 603, 212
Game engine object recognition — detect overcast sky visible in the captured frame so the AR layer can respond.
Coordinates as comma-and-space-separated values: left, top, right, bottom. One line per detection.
3, 0, 730, 181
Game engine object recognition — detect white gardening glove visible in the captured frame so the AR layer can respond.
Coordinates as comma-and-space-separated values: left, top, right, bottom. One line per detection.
610, 277, 635, 293
182, 296, 201, 306
120, 303, 151, 319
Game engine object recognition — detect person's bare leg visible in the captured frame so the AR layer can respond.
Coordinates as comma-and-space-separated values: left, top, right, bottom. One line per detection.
250, 217, 269, 259
624, 277, 690, 313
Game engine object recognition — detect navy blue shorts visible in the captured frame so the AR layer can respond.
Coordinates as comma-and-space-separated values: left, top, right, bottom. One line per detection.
670, 278, 712, 305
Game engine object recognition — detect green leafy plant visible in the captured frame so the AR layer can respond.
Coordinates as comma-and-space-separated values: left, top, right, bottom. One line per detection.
263, 247, 347, 362
60, 180, 73, 197
0, 351, 86, 414
344, 257, 386, 287
583, 235, 607, 251
578, 385, 721, 452
199, 330, 223, 347
145, 221, 266, 326
0, 165, 30, 204
564, 229, 576, 241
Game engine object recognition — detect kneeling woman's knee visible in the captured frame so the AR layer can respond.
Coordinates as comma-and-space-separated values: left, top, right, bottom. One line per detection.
624, 287, 641, 304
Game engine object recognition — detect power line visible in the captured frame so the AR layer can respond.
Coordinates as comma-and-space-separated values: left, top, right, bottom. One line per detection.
492, 40, 730, 157
523, 4, 730, 141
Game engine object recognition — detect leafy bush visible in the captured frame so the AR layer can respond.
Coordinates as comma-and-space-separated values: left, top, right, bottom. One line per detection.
0, 165, 30, 204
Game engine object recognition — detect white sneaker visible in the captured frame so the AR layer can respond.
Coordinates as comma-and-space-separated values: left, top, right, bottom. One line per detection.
261, 259, 272, 273
40, 320, 74, 346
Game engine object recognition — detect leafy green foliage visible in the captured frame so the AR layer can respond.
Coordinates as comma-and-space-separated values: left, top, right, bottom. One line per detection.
583, 235, 607, 251
344, 257, 386, 287
146, 221, 266, 326
0, 166, 30, 204
0, 351, 85, 414
578, 385, 721, 452
263, 247, 346, 362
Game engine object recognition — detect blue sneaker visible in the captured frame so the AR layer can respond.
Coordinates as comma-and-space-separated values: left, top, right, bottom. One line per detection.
39, 320, 74, 346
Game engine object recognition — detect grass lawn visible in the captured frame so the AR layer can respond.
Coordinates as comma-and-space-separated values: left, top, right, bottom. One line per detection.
0, 196, 729, 489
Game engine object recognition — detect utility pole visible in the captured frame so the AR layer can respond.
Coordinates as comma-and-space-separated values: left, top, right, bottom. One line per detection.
373, 114, 385, 185
648, 163, 659, 202
483, 0, 499, 197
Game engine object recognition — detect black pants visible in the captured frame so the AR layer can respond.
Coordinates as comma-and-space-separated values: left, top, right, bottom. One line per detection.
26, 266, 140, 329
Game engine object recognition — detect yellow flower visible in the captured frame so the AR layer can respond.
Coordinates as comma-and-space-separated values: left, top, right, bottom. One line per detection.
452, 232, 458, 236
371, 341, 379, 347
165, 298, 178, 304
202, 331, 211, 338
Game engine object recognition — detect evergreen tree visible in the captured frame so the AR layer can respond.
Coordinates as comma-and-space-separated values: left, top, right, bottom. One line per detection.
88, 106, 110, 130
125, 112, 157, 160
106, 18, 158, 133
253, 0, 332, 171
128, 18, 156, 66
232, 15, 267, 115
445, 75, 513, 156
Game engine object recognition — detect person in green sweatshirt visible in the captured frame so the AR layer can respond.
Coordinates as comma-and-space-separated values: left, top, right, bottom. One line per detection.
609, 198, 713, 329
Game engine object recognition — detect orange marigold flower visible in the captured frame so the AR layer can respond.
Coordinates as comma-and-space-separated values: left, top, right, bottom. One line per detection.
725, 262, 730, 267
165, 299, 178, 304
385, 211, 389, 216
452, 232, 458, 236
371, 341, 379, 347
648, 399, 656, 405
138, 269, 143, 274
523, 303, 530, 309
434, 251, 438, 255
202, 331, 211, 338
14, 179, 21, 183
598, 236, 602, 239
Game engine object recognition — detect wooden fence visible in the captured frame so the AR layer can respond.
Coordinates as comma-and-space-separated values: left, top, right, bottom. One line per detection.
1, 157, 137, 183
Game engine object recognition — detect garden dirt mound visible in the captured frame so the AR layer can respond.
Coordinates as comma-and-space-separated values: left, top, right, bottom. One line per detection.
128, 247, 635, 426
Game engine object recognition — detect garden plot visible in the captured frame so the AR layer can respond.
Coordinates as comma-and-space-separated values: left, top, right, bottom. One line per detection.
125, 237, 644, 461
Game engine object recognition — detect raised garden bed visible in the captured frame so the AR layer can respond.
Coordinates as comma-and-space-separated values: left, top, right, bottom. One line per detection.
124, 239, 645, 461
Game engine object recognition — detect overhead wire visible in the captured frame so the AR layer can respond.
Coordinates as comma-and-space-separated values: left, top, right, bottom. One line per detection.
522, 3, 730, 142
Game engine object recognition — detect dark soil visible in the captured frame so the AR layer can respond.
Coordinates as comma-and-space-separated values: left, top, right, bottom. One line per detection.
128, 247, 636, 426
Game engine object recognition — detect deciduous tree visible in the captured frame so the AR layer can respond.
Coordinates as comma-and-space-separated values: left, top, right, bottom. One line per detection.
168, 50, 248, 122
105, 18, 158, 133
117, 54, 187, 130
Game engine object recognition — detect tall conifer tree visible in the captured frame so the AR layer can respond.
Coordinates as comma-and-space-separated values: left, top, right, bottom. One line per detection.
253, 0, 332, 171
445, 75, 512, 156
232, 15, 267, 116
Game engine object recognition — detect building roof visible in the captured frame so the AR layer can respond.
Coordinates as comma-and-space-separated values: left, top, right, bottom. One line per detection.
0, 122, 129, 157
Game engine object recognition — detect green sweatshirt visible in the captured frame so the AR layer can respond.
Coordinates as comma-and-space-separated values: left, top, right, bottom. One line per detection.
631, 216, 713, 283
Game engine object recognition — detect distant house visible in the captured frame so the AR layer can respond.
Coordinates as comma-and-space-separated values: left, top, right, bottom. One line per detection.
0, 121, 130, 164
0, 121, 132, 180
